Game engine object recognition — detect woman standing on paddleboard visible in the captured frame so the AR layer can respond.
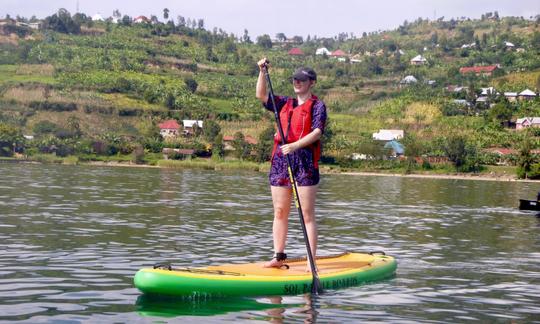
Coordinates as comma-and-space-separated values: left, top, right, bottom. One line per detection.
256, 58, 327, 269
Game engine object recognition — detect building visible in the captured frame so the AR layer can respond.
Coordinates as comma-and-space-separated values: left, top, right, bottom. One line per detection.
182, 120, 204, 135
134, 16, 151, 24
288, 48, 304, 56
516, 117, 540, 130
373, 129, 404, 141
410, 55, 427, 65
158, 120, 180, 138
400, 75, 418, 85
504, 92, 518, 102
518, 89, 537, 100
91, 13, 105, 21
459, 65, 499, 77
315, 47, 330, 55
330, 49, 347, 57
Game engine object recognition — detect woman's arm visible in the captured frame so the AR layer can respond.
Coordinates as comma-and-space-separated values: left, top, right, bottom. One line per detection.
256, 58, 269, 104
280, 128, 322, 155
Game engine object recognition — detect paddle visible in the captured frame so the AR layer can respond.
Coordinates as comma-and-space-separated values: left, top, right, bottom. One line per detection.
261, 61, 322, 295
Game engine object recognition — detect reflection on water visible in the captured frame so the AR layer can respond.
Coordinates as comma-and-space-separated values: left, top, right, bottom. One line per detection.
0, 163, 539, 322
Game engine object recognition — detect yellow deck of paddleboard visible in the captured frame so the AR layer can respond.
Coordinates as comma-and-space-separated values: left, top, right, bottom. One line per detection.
202, 252, 381, 280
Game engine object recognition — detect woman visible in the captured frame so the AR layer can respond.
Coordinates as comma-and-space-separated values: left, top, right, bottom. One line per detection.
256, 58, 327, 269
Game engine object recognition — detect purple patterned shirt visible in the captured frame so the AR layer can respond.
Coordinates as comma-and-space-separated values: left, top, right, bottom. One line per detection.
264, 95, 327, 187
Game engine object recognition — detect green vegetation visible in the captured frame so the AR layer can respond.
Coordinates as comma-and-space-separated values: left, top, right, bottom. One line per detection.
1, 9, 540, 178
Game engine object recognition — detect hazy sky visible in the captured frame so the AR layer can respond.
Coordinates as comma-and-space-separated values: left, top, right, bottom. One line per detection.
2, 0, 539, 38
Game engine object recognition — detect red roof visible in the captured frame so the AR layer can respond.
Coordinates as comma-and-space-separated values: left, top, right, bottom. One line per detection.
158, 120, 180, 130
459, 65, 498, 74
331, 49, 347, 57
288, 48, 304, 55
245, 135, 258, 145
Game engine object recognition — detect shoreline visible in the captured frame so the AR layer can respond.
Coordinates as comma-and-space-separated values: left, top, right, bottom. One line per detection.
3, 158, 537, 182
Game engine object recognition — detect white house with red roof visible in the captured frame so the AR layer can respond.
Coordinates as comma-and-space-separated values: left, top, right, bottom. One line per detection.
134, 16, 151, 24
330, 49, 347, 57
158, 120, 180, 138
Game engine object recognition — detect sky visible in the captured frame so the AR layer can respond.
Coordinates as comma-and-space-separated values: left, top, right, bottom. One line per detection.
1, 0, 539, 39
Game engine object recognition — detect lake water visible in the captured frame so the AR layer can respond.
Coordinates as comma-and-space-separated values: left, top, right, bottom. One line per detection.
0, 163, 539, 323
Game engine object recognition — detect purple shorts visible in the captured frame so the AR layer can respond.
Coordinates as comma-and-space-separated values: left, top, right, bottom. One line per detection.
269, 146, 319, 187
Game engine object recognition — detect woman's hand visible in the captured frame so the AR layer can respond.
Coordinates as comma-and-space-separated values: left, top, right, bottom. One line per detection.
281, 142, 299, 155
258, 58, 269, 71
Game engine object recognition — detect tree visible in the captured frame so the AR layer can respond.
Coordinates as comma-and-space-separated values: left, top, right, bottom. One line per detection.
163, 8, 169, 21
256, 34, 273, 49
443, 135, 469, 170
177, 15, 186, 27
43, 8, 81, 34
276, 33, 286, 42
211, 133, 224, 160
184, 77, 198, 93
242, 29, 252, 43
0, 123, 23, 156
197, 19, 204, 29
113, 9, 121, 20
232, 131, 250, 160
203, 120, 221, 142
121, 15, 132, 26
517, 132, 534, 179
253, 123, 274, 163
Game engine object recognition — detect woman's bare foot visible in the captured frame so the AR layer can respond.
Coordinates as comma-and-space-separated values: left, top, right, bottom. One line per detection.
263, 258, 284, 268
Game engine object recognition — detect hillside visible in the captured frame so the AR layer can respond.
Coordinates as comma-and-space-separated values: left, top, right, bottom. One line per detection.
1, 10, 540, 178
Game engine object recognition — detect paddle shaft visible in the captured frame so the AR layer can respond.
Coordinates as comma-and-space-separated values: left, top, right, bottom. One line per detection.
262, 64, 322, 294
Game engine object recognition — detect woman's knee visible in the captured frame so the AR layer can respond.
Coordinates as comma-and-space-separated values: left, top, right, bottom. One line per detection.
302, 211, 316, 224
274, 207, 289, 220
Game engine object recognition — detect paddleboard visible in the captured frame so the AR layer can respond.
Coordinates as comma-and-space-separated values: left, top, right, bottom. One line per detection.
134, 252, 397, 297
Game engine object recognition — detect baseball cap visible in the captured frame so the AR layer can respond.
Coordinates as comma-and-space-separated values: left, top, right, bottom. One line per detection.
292, 67, 317, 81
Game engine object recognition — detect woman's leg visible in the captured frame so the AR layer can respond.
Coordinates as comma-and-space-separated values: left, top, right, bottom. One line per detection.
297, 185, 318, 267
264, 186, 292, 268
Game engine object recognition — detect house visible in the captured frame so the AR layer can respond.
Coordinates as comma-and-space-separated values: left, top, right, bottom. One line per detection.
516, 117, 540, 130
0, 18, 16, 26
504, 92, 518, 102
518, 89, 537, 100
373, 129, 404, 141
459, 65, 499, 76
480, 87, 498, 96
504, 41, 515, 49
91, 13, 105, 21
158, 120, 180, 138
330, 49, 347, 57
453, 99, 471, 106
288, 47, 304, 56
315, 47, 330, 55
384, 140, 405, 157
134, 16, 151, 24
400, 75, 418, 85
410, 54, 427, 65
182, 120, 203, 135
350, 53, 362, 63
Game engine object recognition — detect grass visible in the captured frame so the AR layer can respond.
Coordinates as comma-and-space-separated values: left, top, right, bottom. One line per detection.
157, 158, 266, 172
0, 64, 56, 85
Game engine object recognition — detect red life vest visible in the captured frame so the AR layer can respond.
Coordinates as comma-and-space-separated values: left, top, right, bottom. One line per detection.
271, 95, 322, 168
